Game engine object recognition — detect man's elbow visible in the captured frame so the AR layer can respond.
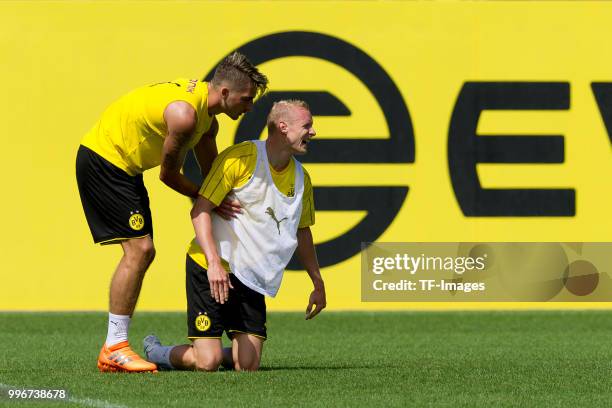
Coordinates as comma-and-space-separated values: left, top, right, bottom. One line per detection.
159, 168, 168, 182
159, 168, 176, 186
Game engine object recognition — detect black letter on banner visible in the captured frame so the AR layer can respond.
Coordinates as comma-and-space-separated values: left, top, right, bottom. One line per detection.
591, 82, 612, 146
448, 82, 575, 216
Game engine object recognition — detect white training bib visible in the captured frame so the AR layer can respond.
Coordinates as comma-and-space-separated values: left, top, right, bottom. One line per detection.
211, 140, 304, 297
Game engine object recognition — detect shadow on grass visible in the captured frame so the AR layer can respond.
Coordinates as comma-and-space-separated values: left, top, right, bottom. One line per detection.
256, 364, 390, 372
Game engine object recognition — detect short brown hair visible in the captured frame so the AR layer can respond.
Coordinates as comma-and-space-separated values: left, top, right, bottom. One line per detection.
266, 100, 311, 132
211, 52, 268, 96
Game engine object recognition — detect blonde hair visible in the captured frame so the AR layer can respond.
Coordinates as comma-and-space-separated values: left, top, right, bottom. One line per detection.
266, 100, 311, 132
211, 52, 268, 96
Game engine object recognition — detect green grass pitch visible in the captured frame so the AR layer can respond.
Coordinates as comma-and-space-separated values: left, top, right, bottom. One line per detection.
1, 311, 612, 407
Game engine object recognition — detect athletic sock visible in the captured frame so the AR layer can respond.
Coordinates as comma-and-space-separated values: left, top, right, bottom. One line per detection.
105, 313, 131, 347
147, 345, 175, 370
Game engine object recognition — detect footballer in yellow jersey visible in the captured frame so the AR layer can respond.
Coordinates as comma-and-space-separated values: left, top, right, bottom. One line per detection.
144, 100, 326, 373
81, 78, 215, 176
76, 52, 268, 373
186, 141, 315, 271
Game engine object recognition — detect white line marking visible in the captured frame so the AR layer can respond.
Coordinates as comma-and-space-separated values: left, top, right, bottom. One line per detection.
0, 383, 129, 408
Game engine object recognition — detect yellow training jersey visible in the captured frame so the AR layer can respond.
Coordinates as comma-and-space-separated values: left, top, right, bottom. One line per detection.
81, 79, 213, 176
188, 141, 315, 271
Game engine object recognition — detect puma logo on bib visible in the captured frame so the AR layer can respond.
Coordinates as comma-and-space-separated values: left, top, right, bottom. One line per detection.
265, 207, 287, 235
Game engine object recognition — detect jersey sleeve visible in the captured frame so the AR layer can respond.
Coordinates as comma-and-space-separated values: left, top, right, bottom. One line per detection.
198, 142, 256, 206
298, 168, 315, 228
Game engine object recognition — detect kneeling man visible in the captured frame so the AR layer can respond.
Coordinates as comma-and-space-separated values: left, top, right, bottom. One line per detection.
145, 100, 326, 371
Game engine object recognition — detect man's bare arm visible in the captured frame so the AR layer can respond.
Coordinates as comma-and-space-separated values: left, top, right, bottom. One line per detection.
296, 227, 326, 320
193, 117, 242, 219
159, 101, 201, 198
191, 196, 233, 304
192, 117, 219, 180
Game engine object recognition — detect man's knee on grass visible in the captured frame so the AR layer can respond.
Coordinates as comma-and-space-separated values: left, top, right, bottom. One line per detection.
232, 334, 263, 371
233, 354, 260, 371
195, 353, 222, 372
193, 339, 223, 372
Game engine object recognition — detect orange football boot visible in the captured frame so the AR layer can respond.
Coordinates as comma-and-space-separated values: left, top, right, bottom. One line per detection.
97, 341, 158, 373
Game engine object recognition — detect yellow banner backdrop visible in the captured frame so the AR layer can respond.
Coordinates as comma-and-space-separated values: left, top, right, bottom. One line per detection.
1, 1, 610, 311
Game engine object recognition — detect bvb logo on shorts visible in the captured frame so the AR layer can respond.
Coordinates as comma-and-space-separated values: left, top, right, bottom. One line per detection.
195, 314, 211, 332
129, 211, 145, 231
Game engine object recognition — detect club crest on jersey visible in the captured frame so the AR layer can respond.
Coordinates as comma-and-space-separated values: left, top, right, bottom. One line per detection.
195, 313, 211, 332
129, 211, 145, 231
265, 207, 287, 235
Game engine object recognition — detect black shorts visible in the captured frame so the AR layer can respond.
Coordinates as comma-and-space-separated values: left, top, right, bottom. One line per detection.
76, 145, 153, 244
186, 255, 267, 340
